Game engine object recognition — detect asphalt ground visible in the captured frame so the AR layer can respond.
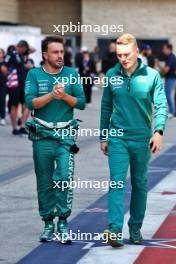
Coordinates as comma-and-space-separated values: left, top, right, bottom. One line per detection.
0, 89, 176, 264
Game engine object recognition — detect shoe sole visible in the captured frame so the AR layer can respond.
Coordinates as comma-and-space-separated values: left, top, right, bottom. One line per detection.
40, 234, 54, 242
130, 238, 143, 245
40, 237, 53, 242
56, 232, 72, 245
103, 230, 124, 248
60, 239, 72, 245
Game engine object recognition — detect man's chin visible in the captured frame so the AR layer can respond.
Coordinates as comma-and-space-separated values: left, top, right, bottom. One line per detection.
122, 65, 129, 70
55, 63, 63, 69
124, 62, 134, 69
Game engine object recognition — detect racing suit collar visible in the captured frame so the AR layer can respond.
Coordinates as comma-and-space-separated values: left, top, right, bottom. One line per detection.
114, 58, 146, 77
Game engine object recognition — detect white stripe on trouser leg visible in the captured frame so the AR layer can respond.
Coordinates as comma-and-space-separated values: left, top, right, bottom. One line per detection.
66, 153, 74, 210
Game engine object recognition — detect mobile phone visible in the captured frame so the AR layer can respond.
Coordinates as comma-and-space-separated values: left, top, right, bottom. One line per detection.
150, 141, 156, 153
150, 141, 153, 149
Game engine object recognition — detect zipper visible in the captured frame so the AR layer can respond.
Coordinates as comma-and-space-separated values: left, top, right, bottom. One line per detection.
127, 77, 131, 92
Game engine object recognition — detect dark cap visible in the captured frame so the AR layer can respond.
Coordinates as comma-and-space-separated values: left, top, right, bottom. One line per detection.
17, 40, 29, 50
141, 44, 151, 51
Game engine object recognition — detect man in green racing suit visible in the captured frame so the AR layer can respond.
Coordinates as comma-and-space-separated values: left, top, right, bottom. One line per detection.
100, 34, 168, 247
25, 36, 85, 244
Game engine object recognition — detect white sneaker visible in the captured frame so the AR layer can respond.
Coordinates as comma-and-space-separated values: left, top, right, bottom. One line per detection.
0, 119, 6, 126
168, 113, 174, 119
86, 103, 93, 108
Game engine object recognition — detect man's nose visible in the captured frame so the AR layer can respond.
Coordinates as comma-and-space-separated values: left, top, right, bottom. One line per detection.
121, 56, 126, 62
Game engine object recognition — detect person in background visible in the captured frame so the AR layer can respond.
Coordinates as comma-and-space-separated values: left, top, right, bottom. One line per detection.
78, 47, 96, 104
91, 46, 101, 74
145, 45, 157, 68
24, 54, 35, 71
16, 47, 36, 127
5, 40, 30, 135
0, 48, 8, 125
64, 45, 73, 67
138, 44, 148, 65
157, 43, 176, 118
6, 45, 16, 116
7, 45, 16, 54
102, 42, 118, 74
75, 49, 82, 70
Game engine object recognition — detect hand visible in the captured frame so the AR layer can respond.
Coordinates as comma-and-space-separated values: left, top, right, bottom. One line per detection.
52, 84, 67, 100
149, 132, 163, 153
100, 141, 108, 155
25, 63, 34, 70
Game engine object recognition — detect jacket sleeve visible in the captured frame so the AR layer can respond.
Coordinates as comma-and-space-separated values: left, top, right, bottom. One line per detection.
71, 70, 86, 110
25, 70, 38, 110
151, 72, 168, 131
100, 74, 113, 141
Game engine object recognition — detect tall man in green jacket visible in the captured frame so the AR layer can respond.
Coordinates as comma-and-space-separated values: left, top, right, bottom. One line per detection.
100, 34, 168, 247
25, 36, 85, 243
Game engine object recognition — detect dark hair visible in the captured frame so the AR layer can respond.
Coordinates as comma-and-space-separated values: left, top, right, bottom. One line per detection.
17, 40, 29, 49
7, 45, 15, 53
164, 43, 173, 51
41, 36, 64, 53
0, 48, 5, 57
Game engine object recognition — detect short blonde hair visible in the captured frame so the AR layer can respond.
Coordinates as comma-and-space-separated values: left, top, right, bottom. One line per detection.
116, 34, 138, 47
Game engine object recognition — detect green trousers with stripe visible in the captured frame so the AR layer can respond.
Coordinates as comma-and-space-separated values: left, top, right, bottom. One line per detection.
108, 137, 151, 232
33, 139, 74, 221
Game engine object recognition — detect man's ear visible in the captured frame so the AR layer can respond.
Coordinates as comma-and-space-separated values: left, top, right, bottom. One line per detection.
43, 52, 47, 61
136, 47, 139, 54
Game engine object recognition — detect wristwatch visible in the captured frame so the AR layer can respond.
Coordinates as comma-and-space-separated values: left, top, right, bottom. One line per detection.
154, 129, 163, 136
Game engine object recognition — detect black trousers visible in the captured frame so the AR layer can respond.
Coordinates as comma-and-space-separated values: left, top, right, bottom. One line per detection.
0, 85, 7, 119
83, 83, 92, 104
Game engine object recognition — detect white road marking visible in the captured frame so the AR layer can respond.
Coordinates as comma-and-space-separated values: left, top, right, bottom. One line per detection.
78, 171, 176, 264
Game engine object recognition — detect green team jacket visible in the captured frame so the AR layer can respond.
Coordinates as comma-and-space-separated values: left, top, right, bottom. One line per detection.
100, 58, 168, 141
25, 66, 85, 123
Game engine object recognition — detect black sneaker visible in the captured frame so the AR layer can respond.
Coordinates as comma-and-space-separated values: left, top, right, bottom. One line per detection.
102, 229, 124, 247
19, 127, 28, 135
129, 228, 143, 245
17, 118, 22, 126
12, 129, 21, 135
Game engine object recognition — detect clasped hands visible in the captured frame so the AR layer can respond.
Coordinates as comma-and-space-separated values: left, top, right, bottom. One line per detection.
51, 84, 67, 100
